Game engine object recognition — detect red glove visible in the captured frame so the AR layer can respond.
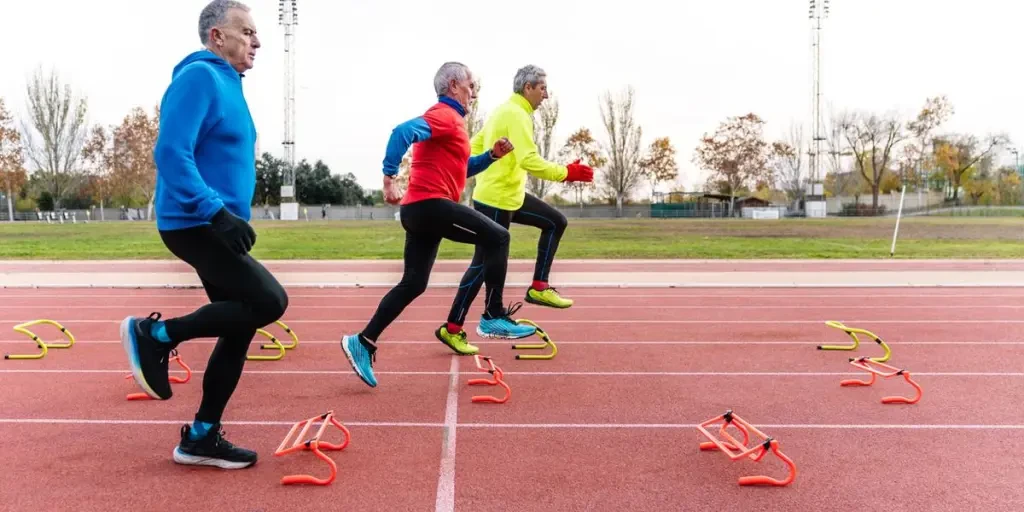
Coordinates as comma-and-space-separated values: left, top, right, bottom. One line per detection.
563, 159, 594, 182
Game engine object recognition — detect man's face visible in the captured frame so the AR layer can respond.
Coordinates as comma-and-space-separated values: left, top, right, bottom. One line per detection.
523, 77, 548, 109
211, 8, 261, 73
449, 70, 477, 109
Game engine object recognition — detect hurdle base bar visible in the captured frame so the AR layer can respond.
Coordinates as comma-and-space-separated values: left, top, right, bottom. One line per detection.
248, 328, 286, 361
468, 355, 511, 404
125, 349, 192, 400
511, 319, 557, 360
274, 410, 351, 486
5, 319, 76, 360
818, 320, 891, 363
841, 357, 923, 404
696, 410, 797, 487
259, 320, 299, 351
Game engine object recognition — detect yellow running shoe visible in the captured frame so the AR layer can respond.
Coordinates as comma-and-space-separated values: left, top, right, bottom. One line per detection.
434, 325, 480, 355
525, 286, 574, 309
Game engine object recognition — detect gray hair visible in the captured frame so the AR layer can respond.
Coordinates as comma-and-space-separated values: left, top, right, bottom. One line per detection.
433, 62, 470, 96
513, 65, 546, 94
199, 0, 250, 44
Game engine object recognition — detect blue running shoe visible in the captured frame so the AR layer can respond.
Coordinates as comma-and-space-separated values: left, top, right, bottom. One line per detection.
120, 312, 173, 400
341, 334, 377, 387
476, 302, 537, 340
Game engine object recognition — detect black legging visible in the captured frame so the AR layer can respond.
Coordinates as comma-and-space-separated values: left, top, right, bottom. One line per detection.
360, 198, 511, 341
158, 226, 289, 425
447, 193, 567, 325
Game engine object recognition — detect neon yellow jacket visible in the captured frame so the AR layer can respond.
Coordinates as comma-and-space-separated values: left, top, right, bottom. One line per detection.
470, 93, 567, 210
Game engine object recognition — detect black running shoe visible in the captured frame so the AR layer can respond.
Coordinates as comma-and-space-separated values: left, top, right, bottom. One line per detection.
172, 424, 258, 469
120, 312, 173, 400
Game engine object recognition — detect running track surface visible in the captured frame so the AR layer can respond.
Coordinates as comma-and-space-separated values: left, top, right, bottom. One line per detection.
3, 283, 1024, 510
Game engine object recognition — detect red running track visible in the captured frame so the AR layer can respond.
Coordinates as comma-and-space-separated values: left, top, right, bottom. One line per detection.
2, 286, 1024, 511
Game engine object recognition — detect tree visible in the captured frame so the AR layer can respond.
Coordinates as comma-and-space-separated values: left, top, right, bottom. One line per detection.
528, 96, 560, 199
0, 98, 27, 222
79, 124, 112, 219
114, 106, 160, 219
21, 67, 89, 209
598, 86, 645, 215
692, 113, 771, 216
839, 112, 906, 211
638, 136, 678, 197
461, 78, 486, 204
902, 96, 953, 189
768, 123, 805, 203
557, 127, 605, 209
934, 133, 1010, 205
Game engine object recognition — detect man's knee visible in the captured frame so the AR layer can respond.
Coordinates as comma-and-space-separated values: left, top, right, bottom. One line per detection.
549, 210, 568, 234
253, 284, 288, 326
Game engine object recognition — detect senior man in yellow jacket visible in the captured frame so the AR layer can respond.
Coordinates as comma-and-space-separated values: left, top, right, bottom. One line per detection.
438, 64, 594, 345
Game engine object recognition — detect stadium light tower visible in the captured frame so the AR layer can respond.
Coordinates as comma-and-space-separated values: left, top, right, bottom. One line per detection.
278, 0, 299, 220
805, 0, 830, 218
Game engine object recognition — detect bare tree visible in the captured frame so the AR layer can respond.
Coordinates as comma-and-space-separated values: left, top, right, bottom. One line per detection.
598, 86, 644, 216
839, 111, 907, 211
692, 113, 771, 216
0, 98, 27, 221
902, 95, 953, 189
21, 67, 89, 209
528, 96, 559, 199
769, 123, 805, 202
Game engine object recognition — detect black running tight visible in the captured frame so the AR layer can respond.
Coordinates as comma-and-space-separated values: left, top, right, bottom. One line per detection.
158, 225, 289, 425
447, 193, 567, 325
360, 198, 510, 341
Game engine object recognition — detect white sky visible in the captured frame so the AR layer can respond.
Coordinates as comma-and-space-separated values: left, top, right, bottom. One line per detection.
1, 0, 1021, 198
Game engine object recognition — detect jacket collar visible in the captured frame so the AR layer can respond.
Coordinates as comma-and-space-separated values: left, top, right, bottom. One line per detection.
437, 95, 467, 117
510, 93, 534, 114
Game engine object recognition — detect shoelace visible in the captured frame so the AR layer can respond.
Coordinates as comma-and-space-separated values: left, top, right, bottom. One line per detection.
498, 301, 524, 322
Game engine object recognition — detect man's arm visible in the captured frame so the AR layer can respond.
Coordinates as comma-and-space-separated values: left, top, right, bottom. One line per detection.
382, 117, 432, 176
505, 111, 568, 182
152, 65, 225, 219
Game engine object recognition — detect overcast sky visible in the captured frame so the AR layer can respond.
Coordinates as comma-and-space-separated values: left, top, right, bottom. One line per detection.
1, 0, 1020, 197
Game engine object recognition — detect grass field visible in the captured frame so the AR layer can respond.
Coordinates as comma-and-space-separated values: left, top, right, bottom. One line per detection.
0, 216, 1020, 259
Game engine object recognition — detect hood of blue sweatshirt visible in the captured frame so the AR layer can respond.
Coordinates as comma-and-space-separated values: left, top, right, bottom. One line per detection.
153, 49, 258, 231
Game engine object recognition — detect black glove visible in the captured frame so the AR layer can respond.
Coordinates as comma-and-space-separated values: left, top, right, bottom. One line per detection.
210, 207, 256, 254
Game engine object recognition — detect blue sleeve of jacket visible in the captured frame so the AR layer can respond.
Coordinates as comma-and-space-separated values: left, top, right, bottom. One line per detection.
382, 117, 432, 176
152, 64, 224, 220
467, 152, 496, 177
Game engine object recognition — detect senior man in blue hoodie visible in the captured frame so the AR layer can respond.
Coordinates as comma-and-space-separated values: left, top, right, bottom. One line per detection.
119, 0, 286, 470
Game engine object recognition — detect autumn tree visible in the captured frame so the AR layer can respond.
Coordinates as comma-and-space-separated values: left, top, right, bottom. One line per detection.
902, 96, 953, 189
0, 97, 27, 221
114, 106, 160, 218
528, 96, 560, 199
692, 113, 771, 216
838, 111, 906, 211
598, 87, 645, 215
934, 133, 1010, 205
21, 67, 89, 209
638, 136, 678, 196
80, 125, 112, 219
557, 127, 605, 209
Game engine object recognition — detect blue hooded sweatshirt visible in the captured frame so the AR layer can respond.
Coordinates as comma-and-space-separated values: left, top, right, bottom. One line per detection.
153, 50, 257, 231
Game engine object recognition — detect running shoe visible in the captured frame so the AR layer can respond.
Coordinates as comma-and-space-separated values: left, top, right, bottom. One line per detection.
120, 312, 173, 400
434, 325, 480, 355
172, 424, 257, 469
341, 334, 378, 387
476, 302, 537, 339
525, 286, 573, 309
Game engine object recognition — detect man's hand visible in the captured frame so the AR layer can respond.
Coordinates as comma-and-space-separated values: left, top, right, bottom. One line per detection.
490, 137, 514, 159
383, 175, 403, 205
563, 159, 594, 183
210, 207, 257, 254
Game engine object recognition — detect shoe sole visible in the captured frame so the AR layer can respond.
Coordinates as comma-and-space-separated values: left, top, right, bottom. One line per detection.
524, 294, 573, 309
120, 317, 160, 400
475, 325, 536, 340
341, 336, 377, 387
172, 447, 255, 469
